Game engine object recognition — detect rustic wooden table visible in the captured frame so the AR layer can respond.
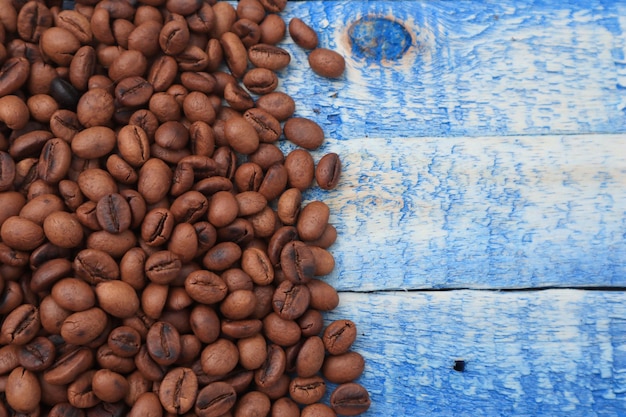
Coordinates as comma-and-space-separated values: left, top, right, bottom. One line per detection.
282, 1, 626, 415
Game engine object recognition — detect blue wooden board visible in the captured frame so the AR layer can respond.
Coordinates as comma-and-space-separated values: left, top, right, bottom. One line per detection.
329, 290, 626, 417
276, 1, 626, 290
275, 1, 626, 416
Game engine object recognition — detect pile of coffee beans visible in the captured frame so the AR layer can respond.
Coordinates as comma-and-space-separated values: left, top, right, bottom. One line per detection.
0, 0, 371, 416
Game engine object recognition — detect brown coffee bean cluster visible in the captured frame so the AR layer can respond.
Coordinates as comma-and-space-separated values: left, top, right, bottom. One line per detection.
0, 0, 369, 416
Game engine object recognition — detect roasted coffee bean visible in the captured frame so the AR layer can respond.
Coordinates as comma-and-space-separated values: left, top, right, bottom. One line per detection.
57, 10, 93, 44
158, 367, 198, 414
141, 207, 175, 246
259, 14, 287, 45
200, 338, 238, 376
195, 381, 236, 417
115, 76, 153, 107
323, 319, 357, 355
67, 370, 99, 409
248, 43, 291, 70
6, 366, 41, 413
95, 193, 132, 234
17, 336, 55, 372
43, 211, 84, 249
60, 307, 108, 346
289, 17, 318, 50
255, 91, 295, 122
322, 351, 365, 384
330, 383, 371, 416
92, 369, 129, 403
96, 344, 136, 375
76, 87, 115, 127
301, 403, 337, 417
107, 326, 141, 358
272, 280, 311, 320
307, 279, 339, 311
48, 403, 86, 417
129, 392, 162, 417
284, 117, 325, 150
146, 321, 181, 366
43, 347, 94, 385
50, 77, 81, 110
0, 58, 30, 98
263, 313, 301, 347
95, 280, 140, 318
159, 14, 189, 56
309, 47, 346, 78
285, 149, 315, 191
30, 258, 72, 292
289, 375, 326, 405
52, 278, 96, 312
144, 250, 182, 284
280, 241, 315, 284
0, 303, 40, 345
74, 248, 120, 284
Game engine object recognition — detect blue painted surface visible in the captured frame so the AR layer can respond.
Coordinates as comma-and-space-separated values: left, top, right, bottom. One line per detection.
329, 291, 626, 417
275, 2, 626, 416
279, 1, 626, 139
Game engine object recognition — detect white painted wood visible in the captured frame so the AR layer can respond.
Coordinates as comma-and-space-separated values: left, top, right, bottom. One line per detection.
330, 290, 626, 416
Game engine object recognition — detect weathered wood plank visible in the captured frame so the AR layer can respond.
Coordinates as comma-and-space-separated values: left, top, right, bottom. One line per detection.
278, 0, 626, 138
303, 134, 626, 290
331, 290, 626, 416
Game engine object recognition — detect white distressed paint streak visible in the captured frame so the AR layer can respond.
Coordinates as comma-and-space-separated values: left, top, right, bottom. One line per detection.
304, 134, 626, 291
327, 290, 626, 416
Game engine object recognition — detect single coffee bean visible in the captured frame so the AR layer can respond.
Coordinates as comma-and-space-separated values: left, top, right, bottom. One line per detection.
50, 77, 81, 110
43, 346, 94, 385
289, 375, 326, 405
0, 216, 45, 252
95, 280, 140, 318
77, 168, 118, 202
281, 241, 316, 284
284, 117, 325, 150
255, 91, 295, 122
329, 382, 371, 416
200, 339, 239, 377
202, 242, 243, 271
258, 162, 288, 202
128, 392, 162, 417
316, 152, 342, 190
60, 307, 108, 346
224, 115, 261, 155
71, 126, 116, 160
96, 344, 136, 375
159, 14, 190, 56
272, 280, 311, 320
289, 17, 318, 50
234, 391, 271, 416
322, 351, 365, 384
307, 279, 339, 311
108, 49, 148, 82
115, 76, 154, 107
51, 278, 96, 312
6, 366, 41, 413
323, 319, 357, 355
107, 326, 141, 358
170, 191, 208, 223
263, 313, 301, 346
67, 370, 99, 409
76, 87, 115, 127
285, 149, 315, 191
43, 211, 84, 249
309, 48, 346, 78
17, 336, 55, 372
49, 109, 82, 142
297, 201, 330, 241
296, 336, 325, 378
146, 321, 181, 366
208, 190, 239, 227
220, 31, 247, 78
141, 207, 175, 246
92, 369, 129, 403
235, 191, 267, 217
0, 58, 30, 98
243, 108, 282, 143
56, 10, 93, 44
30, 258, 72, 292
185, 2, 215, 32
0, 152, 16, 192
0, 303, 40, 345
73, 248, 120, 284
96, 193, 132, 234
128, 21, 163, 57
185, 269, 228, 305
144, 250, 182, 284
248, 43, 291, 70
195, 381, 237, 417
138, 158, 173, 204
220, 289, 257, 320
159, 367, 198, 414
243, 68, 278, 95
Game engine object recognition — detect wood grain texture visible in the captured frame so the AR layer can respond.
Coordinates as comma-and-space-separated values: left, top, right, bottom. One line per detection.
331, 290, 626, 416
271, 1, 626, 290
303, 134, 626, 290
279, 0, 626, 138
